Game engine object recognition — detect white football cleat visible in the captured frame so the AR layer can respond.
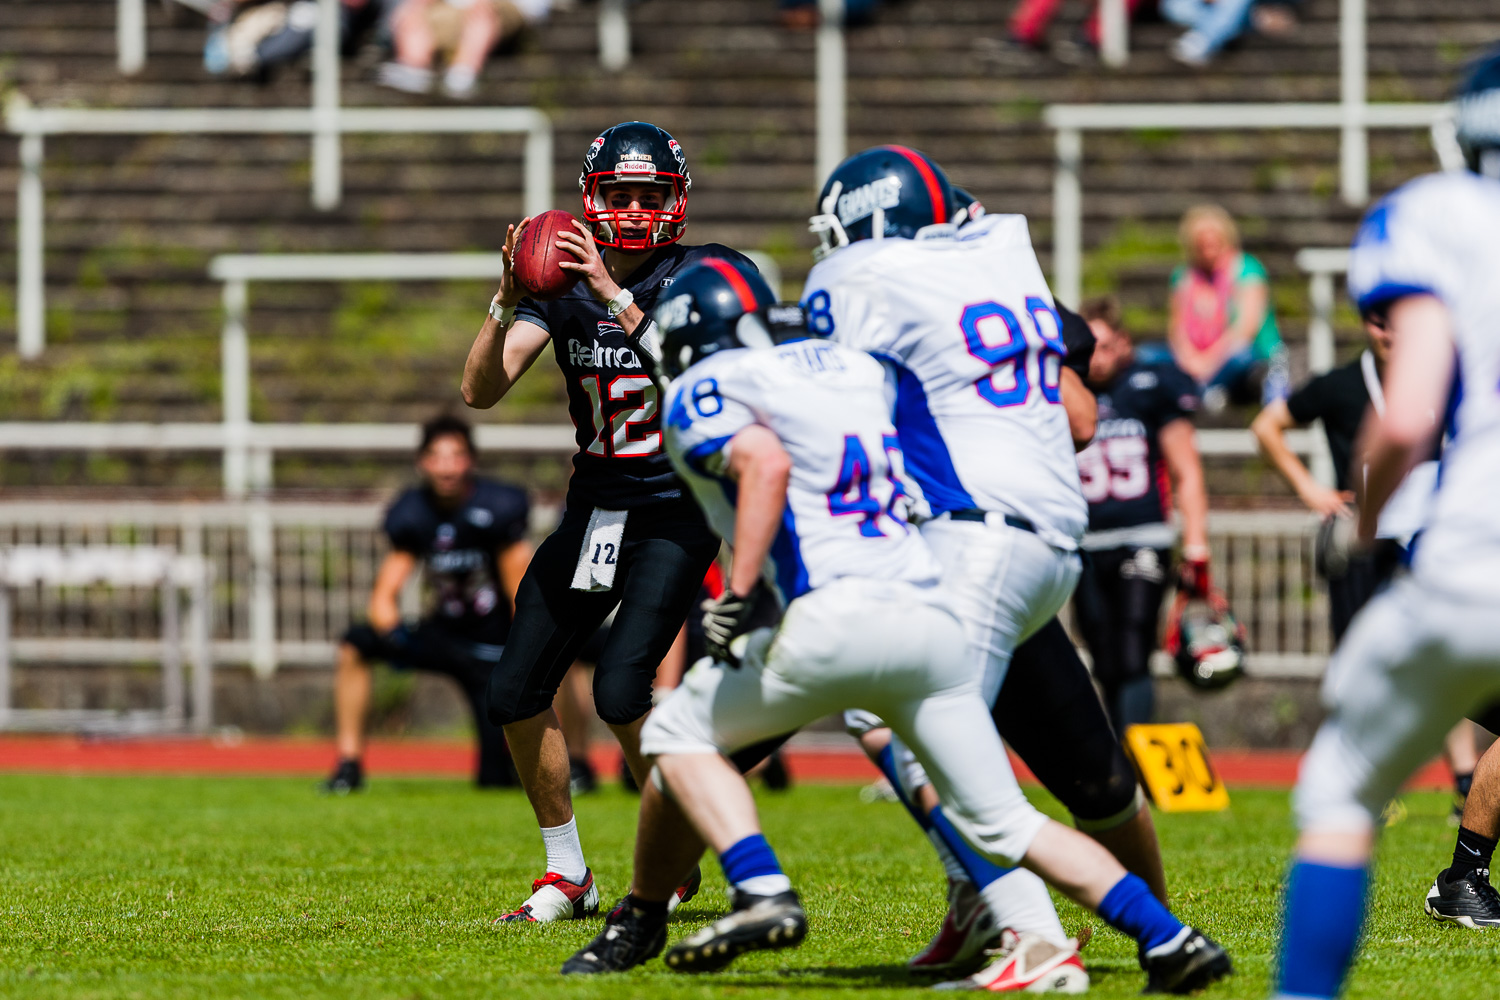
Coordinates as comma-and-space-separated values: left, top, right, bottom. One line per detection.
494, 869, 600, 923
935, 929, 1089, 993
908, 878, 1002, 975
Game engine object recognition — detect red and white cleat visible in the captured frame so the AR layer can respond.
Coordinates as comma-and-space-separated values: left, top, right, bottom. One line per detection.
668, 864, 703, 914
908, 878, 1002, 976
495, 869, 600, 923
935, 929, 1089, 993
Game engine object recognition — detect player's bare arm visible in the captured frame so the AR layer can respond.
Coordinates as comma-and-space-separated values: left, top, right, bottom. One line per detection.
462, 218, 551, 408
367, 550, 417, 634
498, 539, 533, 614
1060, 367, 1097, 450
1251, 400, 1355, 518
1354, 293, 1454, 544
1159, 418, 1210, 557
723, 425, 792, 597
555, 218, 649, 337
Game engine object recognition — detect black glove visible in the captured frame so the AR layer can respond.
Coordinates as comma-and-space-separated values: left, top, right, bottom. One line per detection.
702, 587, 760, 667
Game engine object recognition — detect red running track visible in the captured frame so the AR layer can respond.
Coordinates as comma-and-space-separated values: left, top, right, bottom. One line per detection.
0, 735, 1453, 790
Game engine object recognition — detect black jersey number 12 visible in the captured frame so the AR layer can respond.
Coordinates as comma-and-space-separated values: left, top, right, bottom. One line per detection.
592, 542, 617, 565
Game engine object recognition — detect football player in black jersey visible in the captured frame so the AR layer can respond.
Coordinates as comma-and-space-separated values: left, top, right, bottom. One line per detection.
1073, 297, 1210, 734
322, 415, 532, 793
463, 122, 753, 922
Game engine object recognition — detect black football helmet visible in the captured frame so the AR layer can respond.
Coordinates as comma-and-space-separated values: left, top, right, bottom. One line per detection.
653, 257, 807, 381
1163, 589, 1247, 692
1456, 46, 1500, 177
578, 121, 691, 251
950, 186, 987, 227
809, 145, 954, 260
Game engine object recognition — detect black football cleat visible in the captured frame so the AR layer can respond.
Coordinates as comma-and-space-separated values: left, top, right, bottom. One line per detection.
1425, 866, 1500, 928
1142, 927, 1232, 994
664, 888, 807, 973
319, 759, 364, 794
561, 897, 667, 975
569, 756, 598, 796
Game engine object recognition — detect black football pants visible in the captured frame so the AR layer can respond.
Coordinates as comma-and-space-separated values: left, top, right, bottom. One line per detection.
1073, 546, 1172, 735
486, 496, 720, 728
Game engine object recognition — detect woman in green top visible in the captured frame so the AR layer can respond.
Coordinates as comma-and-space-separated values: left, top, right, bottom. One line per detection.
1164, 204, 1290, 411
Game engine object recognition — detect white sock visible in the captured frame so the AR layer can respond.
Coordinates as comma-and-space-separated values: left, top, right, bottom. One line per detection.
540, 817, 587, 883
978, 868, 1070, 947
735, 873, 793, 896
927, 828, 969, 882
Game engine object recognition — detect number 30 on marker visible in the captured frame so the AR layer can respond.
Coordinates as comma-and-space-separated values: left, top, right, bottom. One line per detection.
1123, 722, 1230, 812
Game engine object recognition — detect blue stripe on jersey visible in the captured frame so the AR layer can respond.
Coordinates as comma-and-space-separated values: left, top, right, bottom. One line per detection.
1355, 281, 1436, 314
770, 506, 810, 602
684, 435, 736, 477
888, 361, 975, 515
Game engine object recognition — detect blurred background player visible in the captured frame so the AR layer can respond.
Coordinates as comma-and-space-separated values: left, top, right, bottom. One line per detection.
323, 414, 531, 793
1275, 49, 1500, 1000
1249, 299, 1479, 817
1074, 296, 1209, 733
461, 121, 755, 922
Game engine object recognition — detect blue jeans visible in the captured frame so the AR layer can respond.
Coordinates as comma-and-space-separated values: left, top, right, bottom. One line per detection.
1161, 0, 1256, 54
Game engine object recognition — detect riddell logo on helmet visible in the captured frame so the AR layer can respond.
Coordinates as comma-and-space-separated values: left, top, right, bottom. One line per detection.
837, 176, 903, 226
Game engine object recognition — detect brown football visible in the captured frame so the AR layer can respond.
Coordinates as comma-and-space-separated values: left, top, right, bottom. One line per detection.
512, 209, 584, 301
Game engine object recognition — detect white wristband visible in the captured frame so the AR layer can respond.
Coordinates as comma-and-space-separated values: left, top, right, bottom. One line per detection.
606, 288, 635, 318
490, 300, 515, 325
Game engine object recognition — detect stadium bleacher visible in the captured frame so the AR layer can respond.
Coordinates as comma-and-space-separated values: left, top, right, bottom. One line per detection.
1, 0, 1497, 735
3, 0, 1496, 495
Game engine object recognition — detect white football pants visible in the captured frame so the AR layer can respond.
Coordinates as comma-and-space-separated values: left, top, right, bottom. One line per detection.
642, 576, 1052, 868
1296, 575, 1500, 833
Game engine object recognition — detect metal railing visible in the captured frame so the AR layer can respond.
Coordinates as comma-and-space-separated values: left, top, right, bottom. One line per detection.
1043, 101, 1451, 311
0, 545, 213, 731
5, 99, 554, 359
0, 502, 1334, 680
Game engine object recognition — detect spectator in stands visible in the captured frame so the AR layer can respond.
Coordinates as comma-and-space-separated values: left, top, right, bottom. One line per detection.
1160, 204, 1289, 412
988, 0, 1151, 64
379, 0, 550, 99
1163, 0, 1259, 67
205, 0, 376, 79
322, 414, 533, 793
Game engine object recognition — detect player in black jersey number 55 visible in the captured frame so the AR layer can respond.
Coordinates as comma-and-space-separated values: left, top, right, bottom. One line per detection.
463, 122, 756, 923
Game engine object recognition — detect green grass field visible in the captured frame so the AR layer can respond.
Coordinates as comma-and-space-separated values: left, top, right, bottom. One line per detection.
1, 774, 1494, 999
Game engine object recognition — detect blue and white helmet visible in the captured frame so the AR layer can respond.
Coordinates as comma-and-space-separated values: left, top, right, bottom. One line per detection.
809, 145, 954, 261
1457, 46, 1500, 177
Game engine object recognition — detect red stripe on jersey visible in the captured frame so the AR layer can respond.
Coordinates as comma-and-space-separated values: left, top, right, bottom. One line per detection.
701, 258, 760, 313
879, 145, 948, 225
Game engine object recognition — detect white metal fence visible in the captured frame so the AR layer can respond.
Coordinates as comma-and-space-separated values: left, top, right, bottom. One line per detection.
4, 98, 554, 359
0, 502, 1333, 681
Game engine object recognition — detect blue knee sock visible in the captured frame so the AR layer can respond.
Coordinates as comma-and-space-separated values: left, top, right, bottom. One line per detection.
874, 741, 1014, 889
1098, 873, 1184, 952
930, 805, 1013, 889
1276, 861, 1368, 999
719, 834, 791, 896
875, 742, 932, 830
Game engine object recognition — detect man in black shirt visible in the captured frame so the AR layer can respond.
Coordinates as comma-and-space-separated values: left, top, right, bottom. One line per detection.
462, 122, 746, 922
322, 415, 532, 793
1074, 297, 1210, 734
1250, 302, 1428, 641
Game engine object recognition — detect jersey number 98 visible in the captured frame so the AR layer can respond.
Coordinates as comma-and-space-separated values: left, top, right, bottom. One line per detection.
960, 297, 1065, 409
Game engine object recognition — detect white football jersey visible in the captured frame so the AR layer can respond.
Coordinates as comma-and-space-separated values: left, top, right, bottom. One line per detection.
1348, 171, 1500, 599
663, 339, 944, 607
803, 214, 1087, 550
